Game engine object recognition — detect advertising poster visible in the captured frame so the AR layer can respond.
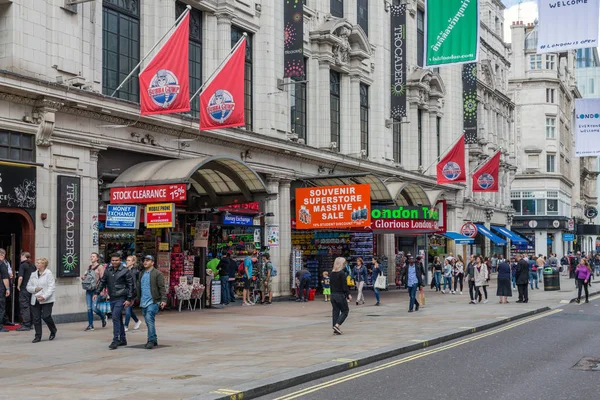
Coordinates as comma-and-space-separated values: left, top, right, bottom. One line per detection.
57, 175, 81, 277
295, 184, 371, 229
575, 98, 600, 156
283, 0, 305, 78
462, 62, 478, 144
145, 203, 176, 228
266, 224, 279, 247
194, 221, 210, 248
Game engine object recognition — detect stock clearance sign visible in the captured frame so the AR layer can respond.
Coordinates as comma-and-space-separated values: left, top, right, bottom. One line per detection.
110, 184, 187, 204
295, 184, 371, 229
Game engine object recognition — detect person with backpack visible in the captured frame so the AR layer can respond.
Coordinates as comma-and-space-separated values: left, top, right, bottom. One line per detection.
80, 252, 107, 332
260, 253, 275, 305
241, 250, 256, 306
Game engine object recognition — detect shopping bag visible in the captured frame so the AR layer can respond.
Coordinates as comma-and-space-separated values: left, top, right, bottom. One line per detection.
374, 275, 387, 289
347, 275, 355, 287
417, 288, 425, 307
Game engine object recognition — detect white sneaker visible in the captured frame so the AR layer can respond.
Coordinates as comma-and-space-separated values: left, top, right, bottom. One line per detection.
133, 320, 142, 330
460, 291, 463, 295
483, 299, 488, 304
451, 291, 455, 294
124, 326, 129, 332
441, 290, 445, 294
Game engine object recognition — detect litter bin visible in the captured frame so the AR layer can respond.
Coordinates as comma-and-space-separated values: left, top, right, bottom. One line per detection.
543, 267, 560, 291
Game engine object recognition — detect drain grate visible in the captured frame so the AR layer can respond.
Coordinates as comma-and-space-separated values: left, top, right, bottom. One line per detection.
571, 357, 600, 371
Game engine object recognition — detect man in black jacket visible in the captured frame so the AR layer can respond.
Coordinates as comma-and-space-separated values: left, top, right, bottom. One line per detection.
94, 254, 134, 350
515, 255, 530, 303
400, 256, 425, 312
16, 252, 35, 331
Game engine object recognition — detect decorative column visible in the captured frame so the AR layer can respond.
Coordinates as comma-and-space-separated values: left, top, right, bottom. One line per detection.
382, 234, 396, 285
428, 111, 438, 175
216, 12, 233, 61
204, 14, 219, 75
316, 61, 331, 149
345, 74, 361, 155
265, 178, 281, 296
278, 180, 292, 296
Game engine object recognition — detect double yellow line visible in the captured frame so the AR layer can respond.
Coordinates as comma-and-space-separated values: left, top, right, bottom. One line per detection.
273, 309, 563, 400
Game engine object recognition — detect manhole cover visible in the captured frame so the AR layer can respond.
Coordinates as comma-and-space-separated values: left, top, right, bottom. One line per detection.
571, 357, 600, 371
171, 374, 201, 380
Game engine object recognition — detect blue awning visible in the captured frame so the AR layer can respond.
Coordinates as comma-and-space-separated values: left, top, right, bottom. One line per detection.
442, 232, 475, 245
490, 226, 528, 245
475, 224, 507, 246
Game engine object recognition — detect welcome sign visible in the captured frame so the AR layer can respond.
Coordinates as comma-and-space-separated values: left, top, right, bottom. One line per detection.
57, 176, 81, 277
575, 98, 600, 156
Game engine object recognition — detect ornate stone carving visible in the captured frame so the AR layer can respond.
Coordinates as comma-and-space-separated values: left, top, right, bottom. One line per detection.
33, 99, 63, 147
332, 27, 351, 65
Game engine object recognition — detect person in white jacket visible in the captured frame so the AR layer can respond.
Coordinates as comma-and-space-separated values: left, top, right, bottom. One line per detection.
27, 258, 57, 343
474, 256, 489, 304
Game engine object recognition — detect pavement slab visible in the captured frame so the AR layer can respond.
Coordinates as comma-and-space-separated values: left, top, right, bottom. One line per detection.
0, 275, 594, 400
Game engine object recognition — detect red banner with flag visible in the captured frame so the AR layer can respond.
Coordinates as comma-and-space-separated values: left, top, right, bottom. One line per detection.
200, 37, 247, 131
139, 13, 190, 116
437, 135, 466, 184
472, 151, 501, 192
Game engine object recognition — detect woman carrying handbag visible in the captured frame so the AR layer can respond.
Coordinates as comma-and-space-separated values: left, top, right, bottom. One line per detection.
372, 258, 386, 306
27, 258, 57, 343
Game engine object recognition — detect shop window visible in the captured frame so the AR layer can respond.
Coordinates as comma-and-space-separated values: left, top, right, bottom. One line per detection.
511, 199, 521, 214
330, 70, 341, 150
102, 0, 140, 102
393, 120, 402, 164
360, 83, 369, 156
417, 9, 424, 67
547, 199, 558, 215
176, 2, 202, 118
331, 0, 343, 17
290, 59, 307, 142
0, 131, 35, 162
231, 27, 253, 131
357, 0, 368, 35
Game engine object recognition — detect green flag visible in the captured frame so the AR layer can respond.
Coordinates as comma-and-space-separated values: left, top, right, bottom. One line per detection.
425, 0, 479, 67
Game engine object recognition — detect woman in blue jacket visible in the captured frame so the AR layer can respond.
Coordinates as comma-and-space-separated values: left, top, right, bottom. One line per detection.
352, 258, 368, 306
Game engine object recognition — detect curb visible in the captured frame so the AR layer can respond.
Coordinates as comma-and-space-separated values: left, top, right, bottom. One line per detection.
193, 306, 552, 400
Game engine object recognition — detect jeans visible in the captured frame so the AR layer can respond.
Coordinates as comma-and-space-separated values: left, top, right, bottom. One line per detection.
32, 301, 56, 340
124, 306, 139, 327
18, 289, 32, 327
331, 293, 349, 327
468, 280, 476, 301
229, 278, 236, 300
454, 273, 464, 292
142, 302, 159, 343
356, 281, 365, 303
220, 275, 230, 304
110, 300, 126, 343
537, 268, 543, 282
374, 286, 380, 303
300, 277, 310, 300
577, 279, 589, 302
408, 285, 418, 311
443, 276, 453, 291
512, 274, 517, 288
529, 271, 539, 289
434, 272, 441, 291
595, 266, 600, 277
85, 290, 105, 327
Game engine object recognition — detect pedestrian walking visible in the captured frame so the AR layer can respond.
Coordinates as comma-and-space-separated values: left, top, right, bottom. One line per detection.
594, 255, 600, 277
27, 258, 57, 343
260, 253, 274, 305
330, 257, 351, 335
16, 252, 35, 331
226, 251, 238, 301
511, 257, 518, 289
400, 255, 424, 312
536, 254, 545, 285
94, 254, 134, 350
124, 256, 142, 332
528, 257, 539, 290
217, 253, 232, 305
432, 256, 442, 292
242, 251, 256, 306
80, 253, 107, 331
474, 256, 489, 303
466, 255, 477, 304
575, 258, 591, 304
442, 258, 453, 294
496, 258, 512, 304
138, 255, 167, 349
560, 254, 570, 276
453, 255, 464, 295
372, 258, 382, 306
516, 255, 529, 303
352, 257, 367, 305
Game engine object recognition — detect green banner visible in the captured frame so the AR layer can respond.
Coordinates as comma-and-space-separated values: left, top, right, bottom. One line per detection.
425, 0, 479, 67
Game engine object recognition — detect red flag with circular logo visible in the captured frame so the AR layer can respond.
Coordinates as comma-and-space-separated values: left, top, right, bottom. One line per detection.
436, 135, 466, 184
472, 151, 501, 192
139, 13, 190, 116
200, 38, 247, 131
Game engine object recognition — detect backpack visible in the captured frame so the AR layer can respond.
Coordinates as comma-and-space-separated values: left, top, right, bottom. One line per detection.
238, 260, 246, 275
270, 262, 278, 277
81, 268, 97, 291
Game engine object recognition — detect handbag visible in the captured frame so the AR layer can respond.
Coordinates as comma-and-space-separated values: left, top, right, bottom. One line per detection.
417, 287, 426, 306
346, 275, 355, 287
374, 274, 387, 289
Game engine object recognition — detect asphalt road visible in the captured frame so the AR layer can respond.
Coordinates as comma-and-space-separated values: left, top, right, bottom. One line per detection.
258, 295, 600, 400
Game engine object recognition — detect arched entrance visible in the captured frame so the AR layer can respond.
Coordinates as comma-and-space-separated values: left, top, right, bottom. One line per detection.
0, 207, 35, 263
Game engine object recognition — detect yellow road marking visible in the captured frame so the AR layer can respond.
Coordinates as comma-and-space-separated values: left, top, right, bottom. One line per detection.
273, 309, 563, 400
409, 339, 426, 342
333, 358, 355, 362
560, 300, 570, 304
212, 389, 239, 395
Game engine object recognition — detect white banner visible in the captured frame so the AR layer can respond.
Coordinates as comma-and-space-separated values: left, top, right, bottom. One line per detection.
537, 0, 599, 54
575, 98, 600, 157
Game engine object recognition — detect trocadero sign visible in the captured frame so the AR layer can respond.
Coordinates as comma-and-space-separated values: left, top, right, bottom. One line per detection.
57, 175, 81, 278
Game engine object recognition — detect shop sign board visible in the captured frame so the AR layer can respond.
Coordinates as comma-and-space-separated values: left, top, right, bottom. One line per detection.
145, 203, 175, 228
223, 214, 253, 226
295, 184, 371, 229
371, 206, 439, 220
371, 219, 439, 232
563, 233, 575, 242
218, 201, 260, 213
57, 176, 81, 278
105, 205, 139, 229
0, 161, 37, 208
110, 184, 187, 204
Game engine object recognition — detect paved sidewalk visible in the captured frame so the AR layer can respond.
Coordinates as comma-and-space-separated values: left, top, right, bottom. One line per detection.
0, 275, 593, 400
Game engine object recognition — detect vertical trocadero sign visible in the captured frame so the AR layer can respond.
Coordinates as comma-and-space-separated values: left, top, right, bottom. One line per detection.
283, 0, 304, 78
537, 0, 599, 54
424, 0, 479, 67
57, 176, 81, 278
575, 98, 600, 157
391, 3, 407, 119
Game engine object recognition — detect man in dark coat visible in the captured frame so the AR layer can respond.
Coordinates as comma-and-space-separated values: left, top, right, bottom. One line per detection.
516, 255, 530, 303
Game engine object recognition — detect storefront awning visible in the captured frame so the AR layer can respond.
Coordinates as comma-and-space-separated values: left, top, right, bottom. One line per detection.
303, 173, 394, 203
491, 226, 528, 245
109, 156, 269, 203
442, 232, 475, 244
475, 224, 507, 246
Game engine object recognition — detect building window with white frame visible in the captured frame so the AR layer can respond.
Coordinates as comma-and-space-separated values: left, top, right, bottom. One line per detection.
547, 154, 556, 173
529, 54, 542, 70
546, 88, 555, 103
545, 54, 556, 70
359, 83, 369, 156
546, 117, 556, 139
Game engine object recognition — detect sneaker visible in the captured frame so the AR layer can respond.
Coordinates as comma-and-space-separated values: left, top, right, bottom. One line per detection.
102, 315, 107, 328
441, 290, 445, 294
124, 326, 129, 332
451, 291, 456, 294
144, 341, 155, 350
134, 321, 142, 330
460, 291, 463, 295
333, 325, 343, 335
585, 299, 590, 303
108, 341, 119, 350
84, 326, 94, 332
483, 300, 488, 304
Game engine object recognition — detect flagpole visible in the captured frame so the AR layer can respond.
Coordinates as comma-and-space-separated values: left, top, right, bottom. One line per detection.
189, 33, 248, 103
422, 133, 465, 174
470, 149, 501, 176
110, 6, 191, 98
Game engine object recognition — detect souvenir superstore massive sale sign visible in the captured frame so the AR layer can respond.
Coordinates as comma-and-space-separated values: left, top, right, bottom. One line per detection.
110, 184, 187, 204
